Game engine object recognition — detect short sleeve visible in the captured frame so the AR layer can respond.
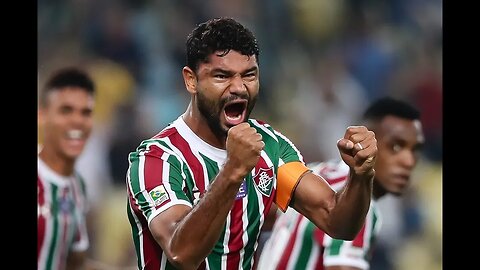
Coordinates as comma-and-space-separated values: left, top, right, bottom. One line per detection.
127, 144, 193, 225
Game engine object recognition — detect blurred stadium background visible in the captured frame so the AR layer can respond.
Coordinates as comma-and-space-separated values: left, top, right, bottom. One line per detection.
38, 0, 442, 269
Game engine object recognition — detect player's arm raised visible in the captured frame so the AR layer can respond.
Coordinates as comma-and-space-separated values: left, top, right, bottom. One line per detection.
291, 126, 376, 240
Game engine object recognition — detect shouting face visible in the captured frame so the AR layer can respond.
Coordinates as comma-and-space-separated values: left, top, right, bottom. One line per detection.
189, 50, 259, 138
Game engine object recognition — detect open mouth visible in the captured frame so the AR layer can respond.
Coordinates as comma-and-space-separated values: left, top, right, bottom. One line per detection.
64, 129, 86, 147
67, 129, 83, 140
223, 100, 247, 126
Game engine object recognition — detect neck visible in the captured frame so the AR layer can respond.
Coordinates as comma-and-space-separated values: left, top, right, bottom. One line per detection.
372, 180, 386, 200
39, 148, 75, 177
182, 104, 227, 149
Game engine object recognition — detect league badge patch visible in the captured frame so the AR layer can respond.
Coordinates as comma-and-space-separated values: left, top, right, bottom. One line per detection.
149, 185, 169, 206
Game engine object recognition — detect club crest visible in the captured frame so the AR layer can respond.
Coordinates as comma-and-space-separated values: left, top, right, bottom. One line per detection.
253, 167, 274, 197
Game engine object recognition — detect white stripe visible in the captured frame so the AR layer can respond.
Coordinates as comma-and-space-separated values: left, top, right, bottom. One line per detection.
324, 257, 368, 269
138, 154, 146, 198
260, 150, 274, 168
222, 213, 231, 270
161, 138, 200, 195
147, 200, 193, 225
238, 193, 250, 270
52, 187, 64, 270
38, 179, 52, 270
174, 135, 212, 193
305, 241, 320, 269
126, 153, 147, 268
148, 142, 188, 196
205, 257, 210, 270
250, 119, 278, 142
363, 203, 374, 250
160, 154, 177, 201
286, 217, 309, 270
70, 178, 89, 251
127, 200, 145, 268
251, 170, 266, 269
161, 252, 167, 270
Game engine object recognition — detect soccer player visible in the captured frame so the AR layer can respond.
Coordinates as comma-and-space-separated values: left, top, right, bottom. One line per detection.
126, 17, 377, 270
257, 97, 425, 270
38, 67, 96, 270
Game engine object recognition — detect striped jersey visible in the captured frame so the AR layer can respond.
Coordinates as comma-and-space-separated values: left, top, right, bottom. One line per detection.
126, 116, 306, 270
37, 158, 90, 270
258, 159, 382, 270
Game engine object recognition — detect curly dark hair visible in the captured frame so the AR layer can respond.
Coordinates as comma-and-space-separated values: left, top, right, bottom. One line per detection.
186, 17, 260, 72
363, 97, 420, 121
40, 67, 95, 106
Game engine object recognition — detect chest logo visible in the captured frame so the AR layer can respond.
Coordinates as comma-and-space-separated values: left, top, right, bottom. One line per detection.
253, 167, 274, 197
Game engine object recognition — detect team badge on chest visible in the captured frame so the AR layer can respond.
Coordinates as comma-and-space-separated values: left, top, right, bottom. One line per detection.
253, 167, 274, 197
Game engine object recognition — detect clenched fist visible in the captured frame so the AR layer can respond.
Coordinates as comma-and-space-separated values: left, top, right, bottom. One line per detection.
337, 126, 377, 178
225, 123, 265, 183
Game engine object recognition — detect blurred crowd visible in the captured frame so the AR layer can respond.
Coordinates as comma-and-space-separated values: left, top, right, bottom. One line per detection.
38, 0, 442, 269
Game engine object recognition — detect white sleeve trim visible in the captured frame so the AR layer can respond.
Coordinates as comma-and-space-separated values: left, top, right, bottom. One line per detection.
323, 256, 369, 269
147, 200, 192, 225
70, 237, 89, 252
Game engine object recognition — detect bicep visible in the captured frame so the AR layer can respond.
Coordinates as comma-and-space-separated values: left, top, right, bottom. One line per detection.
65, 250, 86, 270
149, 204, 191, 254
290, 171, 337, 230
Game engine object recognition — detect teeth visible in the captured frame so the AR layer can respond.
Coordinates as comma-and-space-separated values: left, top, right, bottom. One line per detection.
226, 115, 241, 121
67, 129, 83, 139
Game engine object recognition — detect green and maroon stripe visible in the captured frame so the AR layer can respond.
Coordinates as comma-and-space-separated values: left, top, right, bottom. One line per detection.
37, 177, 46, 261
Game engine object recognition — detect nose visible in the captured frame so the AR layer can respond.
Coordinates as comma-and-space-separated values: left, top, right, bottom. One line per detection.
229, 74, 247, 95
401, 150, 417, 169
71, 110, 90, 127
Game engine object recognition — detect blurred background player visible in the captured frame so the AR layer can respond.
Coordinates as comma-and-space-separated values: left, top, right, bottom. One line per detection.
257, 97, 425, 270
38, 67, 96, 270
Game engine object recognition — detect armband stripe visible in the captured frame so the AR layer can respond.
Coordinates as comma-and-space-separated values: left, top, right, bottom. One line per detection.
276, 161, 311, 212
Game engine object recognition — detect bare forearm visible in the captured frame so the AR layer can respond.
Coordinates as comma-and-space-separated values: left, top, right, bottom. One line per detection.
169, 167, 243, 268
328, 171, 373, 239
66, 251, 86, 270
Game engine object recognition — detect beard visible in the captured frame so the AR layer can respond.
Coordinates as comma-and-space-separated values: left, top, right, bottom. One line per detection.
196, 90, 257, 139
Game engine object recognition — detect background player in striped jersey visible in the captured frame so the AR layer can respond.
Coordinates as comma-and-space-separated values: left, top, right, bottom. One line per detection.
38, 67, 96, 270
257, 97, 425, 270
126, 17, 378, 270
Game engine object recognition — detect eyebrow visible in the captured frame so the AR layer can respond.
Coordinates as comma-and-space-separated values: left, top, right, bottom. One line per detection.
211, 66, 258, 75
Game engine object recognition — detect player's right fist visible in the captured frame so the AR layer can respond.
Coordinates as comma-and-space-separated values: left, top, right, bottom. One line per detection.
225, 123, 265, 182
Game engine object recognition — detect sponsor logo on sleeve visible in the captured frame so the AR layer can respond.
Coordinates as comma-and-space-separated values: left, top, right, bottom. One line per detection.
149, 185, 169, 206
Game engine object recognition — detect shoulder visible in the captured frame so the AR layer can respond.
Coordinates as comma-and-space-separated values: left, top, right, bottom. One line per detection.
133, 125, 180, 158
248, 119, 274, 134
248, 119, 293, 143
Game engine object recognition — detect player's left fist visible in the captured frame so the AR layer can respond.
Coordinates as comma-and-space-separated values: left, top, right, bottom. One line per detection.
336, 126, 377, 177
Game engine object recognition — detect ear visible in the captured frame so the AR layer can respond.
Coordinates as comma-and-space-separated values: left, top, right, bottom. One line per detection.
182, 66, 197, 94
38, 107, 44, 126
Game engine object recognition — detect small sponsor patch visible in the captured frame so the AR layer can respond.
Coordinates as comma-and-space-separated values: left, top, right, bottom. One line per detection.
236, 180, 248, 200
149, 185, 169, 206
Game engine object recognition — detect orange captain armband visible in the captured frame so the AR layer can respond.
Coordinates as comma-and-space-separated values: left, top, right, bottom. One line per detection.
276, 161, 311, 212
